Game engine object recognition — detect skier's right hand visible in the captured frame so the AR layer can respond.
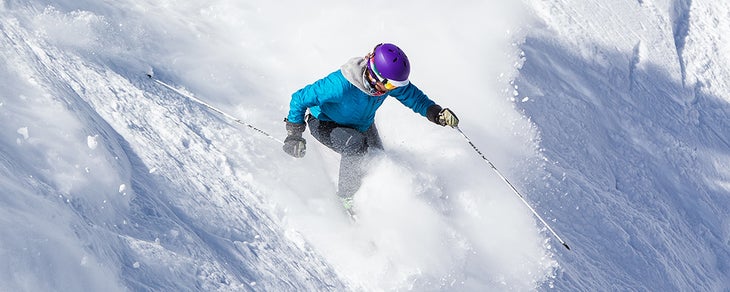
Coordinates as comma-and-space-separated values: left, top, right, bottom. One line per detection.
283, 136, 306, 158
283, 119, 306, 158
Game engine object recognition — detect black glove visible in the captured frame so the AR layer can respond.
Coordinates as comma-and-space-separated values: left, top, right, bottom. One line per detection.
426, 105, 460, 128
283, 119, 306, 158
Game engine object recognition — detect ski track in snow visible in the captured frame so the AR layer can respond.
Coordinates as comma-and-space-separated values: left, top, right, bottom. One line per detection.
2, 0, 730, 291
1, 8, 343, 292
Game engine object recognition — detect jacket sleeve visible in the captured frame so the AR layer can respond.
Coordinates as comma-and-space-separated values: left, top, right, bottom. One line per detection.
287, 71, 347, 124
389, 83, 437, 117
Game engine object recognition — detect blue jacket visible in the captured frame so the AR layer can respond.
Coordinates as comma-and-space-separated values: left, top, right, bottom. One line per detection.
287, 68, 436, 132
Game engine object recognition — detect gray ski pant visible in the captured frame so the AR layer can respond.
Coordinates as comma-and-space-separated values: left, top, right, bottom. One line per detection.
306, 115, 383, 199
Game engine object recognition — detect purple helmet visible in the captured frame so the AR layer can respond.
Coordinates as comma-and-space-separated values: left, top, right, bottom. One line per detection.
368, 43, 410, 83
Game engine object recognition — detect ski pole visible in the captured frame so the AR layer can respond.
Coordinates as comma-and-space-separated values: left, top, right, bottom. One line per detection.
455, 126, 571, 250
146, 74, 283, 145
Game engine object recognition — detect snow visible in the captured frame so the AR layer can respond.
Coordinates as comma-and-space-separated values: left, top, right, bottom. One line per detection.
16, 127, 29, 140
1, 0, 728, 291
87, 135, 98, 149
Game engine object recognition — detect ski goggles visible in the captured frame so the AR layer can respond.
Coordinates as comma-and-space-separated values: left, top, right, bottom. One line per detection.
367, 56, 409, 90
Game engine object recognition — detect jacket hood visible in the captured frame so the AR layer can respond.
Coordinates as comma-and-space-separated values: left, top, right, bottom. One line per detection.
340, 57, 380, 96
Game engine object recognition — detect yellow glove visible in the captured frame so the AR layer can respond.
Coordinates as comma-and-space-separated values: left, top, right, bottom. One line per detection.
438, 108, 459, 128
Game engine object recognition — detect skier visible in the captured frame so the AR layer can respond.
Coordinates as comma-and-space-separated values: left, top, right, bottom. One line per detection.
283, 43, 459, 213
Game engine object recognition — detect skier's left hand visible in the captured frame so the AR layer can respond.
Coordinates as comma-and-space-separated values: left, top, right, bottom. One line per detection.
438, 108, 459, 128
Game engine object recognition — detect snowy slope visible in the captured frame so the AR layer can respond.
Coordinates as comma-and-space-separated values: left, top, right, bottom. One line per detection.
520, 0, 730, 290
1, 0, 728, 291
1, 3, 344, 291
1, 1, 555, 291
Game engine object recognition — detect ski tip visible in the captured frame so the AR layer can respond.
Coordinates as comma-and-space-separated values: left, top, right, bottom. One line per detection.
562, 243, 571, 251
347, 211, 358, 222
